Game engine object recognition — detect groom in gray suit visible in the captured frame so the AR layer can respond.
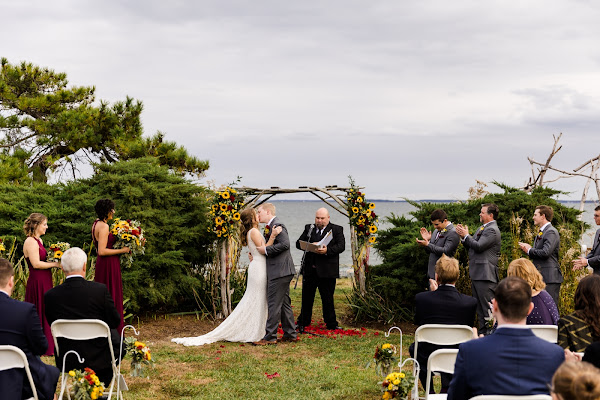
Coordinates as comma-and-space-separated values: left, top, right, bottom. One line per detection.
254, 203, 298, 345
456, 203, 501, 335
573, 205, 600, 274
518, 205, 562, 305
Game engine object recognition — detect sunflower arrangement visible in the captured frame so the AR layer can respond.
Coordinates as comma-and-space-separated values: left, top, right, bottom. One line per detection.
47, 242, 70, 262
0, 237, 5, 255
110, 218, 146, 268
67, 367, 105, 400
346, 182, 378, 247
125, 336, 154, 378
208, 187, 244, 240
381, 371, 415, 400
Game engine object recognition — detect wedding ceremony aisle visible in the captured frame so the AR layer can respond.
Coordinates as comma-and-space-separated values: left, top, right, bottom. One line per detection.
44, 279, 417, 400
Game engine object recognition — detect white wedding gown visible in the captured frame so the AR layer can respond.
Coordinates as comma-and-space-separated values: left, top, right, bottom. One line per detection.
172, 228, 268, 346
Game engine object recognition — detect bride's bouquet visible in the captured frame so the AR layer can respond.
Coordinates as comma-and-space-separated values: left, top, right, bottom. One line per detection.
110, 218, 146, 268
47, 242, 70, 262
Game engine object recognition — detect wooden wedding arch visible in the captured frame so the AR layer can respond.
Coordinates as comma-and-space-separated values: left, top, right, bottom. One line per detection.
213, 185, 371, 318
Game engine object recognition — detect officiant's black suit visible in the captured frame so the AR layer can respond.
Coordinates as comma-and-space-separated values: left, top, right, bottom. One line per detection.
296, 222, 345, 330
45, 276, 123, 386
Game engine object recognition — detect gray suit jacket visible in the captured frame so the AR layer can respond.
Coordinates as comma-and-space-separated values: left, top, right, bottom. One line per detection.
425, 223, 460, 279
264, 216, 296, 280
587, 228, 600, 274
529, 224, 563, 284
463, 221, 501, 282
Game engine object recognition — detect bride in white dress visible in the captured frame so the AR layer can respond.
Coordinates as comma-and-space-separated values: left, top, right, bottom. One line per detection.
172, 208, 281, 346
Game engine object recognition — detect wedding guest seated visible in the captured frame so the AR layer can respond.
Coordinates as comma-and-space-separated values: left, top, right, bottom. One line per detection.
45, 247, 123, 387
409, 255, 477, 393
507, 258, 559, 325
558, 274, 600, 352
447, 276, 565, 399
550, 361, 600, 400
583, 342, 600, 369
0, 258, 59, 400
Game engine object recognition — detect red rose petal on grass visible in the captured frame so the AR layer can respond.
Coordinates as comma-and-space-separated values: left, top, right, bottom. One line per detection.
216, 351, 221, 354
220, 345, 225, 348
334, 366, 339, 370
374, 332, 380, 336
215, 357, 220, 360
265, 372, 280, 379
239, 344, 245, 347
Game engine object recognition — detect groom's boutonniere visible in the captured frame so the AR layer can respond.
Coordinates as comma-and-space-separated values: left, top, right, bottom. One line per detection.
264, 225, 270, 236
538, 231, 543, 237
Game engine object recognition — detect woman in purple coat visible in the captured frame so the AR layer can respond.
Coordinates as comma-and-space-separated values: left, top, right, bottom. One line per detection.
508, 258, 559, 325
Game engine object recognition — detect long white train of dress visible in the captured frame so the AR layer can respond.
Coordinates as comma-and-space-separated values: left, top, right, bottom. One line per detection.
171, 229, 268, 346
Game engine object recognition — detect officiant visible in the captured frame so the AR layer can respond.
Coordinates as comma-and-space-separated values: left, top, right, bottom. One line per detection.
295, 207, 345, 332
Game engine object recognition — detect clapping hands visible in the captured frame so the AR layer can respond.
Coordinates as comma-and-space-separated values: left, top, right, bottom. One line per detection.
455, 224, 469, 238
416, 227, 432, 246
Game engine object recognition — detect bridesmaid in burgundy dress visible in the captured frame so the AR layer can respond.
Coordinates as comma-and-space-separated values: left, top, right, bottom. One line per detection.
92, 199, 130, 333
23, 213, 60, 356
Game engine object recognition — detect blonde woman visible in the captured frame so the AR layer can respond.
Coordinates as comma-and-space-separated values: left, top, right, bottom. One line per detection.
23, 213, 60, 356
550, 361, 600, 400
507, 258, 559, 325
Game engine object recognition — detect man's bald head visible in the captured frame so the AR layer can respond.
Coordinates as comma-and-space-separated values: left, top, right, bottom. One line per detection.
315, 208, 330, 229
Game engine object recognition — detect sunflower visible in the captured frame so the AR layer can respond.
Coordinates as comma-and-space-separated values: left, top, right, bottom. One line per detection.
232, 212, 241, 221
212, 204, 218, 212
220, 204, 228, 212
369, 203, 376, 209
221, 191, 230, 199
352, 207, 359, 214
54, 250, 63, 259
369, 225, 377, 233
369, 235, 376, 244
215, 217, 224, 225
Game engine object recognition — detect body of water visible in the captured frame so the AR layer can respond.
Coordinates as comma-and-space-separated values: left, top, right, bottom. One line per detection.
240, 201, 599, 274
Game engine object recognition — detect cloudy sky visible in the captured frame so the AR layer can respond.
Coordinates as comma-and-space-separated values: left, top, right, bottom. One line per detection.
2, 0, 600, 200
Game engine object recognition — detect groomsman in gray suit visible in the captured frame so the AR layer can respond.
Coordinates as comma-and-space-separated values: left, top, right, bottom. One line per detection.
518, 205, 562, 305
573, 205, 600, 274
254, 203, 298, 345
416, 209, 460, 280
456, 203, 501, 335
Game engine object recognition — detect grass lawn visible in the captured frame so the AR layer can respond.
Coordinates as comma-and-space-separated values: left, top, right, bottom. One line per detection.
50, 279, 419, 400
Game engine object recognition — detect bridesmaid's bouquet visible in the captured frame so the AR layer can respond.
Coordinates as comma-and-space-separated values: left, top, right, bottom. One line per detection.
47, 242, 70, 262
110, 218, 146, 268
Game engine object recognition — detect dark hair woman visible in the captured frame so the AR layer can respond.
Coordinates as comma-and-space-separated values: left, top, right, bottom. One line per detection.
558, 274, 600, 352
23, 212, 60, 355
92, 199, 130, 333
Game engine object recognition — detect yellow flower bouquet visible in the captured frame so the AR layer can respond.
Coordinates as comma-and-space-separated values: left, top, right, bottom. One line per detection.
381, 371, 415, 400
208, 187, 244, 240
47, 242, 70, 262
125, 336, 154, 378
372, 343, 398, 377
110, 218, 146, 268
67, 367, 105, 400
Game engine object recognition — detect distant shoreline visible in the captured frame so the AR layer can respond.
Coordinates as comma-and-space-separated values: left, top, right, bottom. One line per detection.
269, 199, 598, 203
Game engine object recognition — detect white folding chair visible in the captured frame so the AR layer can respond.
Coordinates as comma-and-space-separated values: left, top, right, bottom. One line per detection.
51, 319, 119, 399
413, 324, 473, 400
528, 325, 558, 343
469, 395, 552, 400
0, 345, 38, 400
424, 349, 459, 400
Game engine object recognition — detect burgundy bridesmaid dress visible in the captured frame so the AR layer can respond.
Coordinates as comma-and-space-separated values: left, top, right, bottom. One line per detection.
93, 220, 125, 333
24, 237, 54, 356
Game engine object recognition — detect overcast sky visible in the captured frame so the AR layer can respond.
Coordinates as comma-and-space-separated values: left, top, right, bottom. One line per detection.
2, 1, 600, 200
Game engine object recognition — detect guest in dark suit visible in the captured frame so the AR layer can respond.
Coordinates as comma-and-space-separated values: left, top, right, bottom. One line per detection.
0, 258, 59, 400
295, 208, 345, 331
518, 205, 562, 305
573, 205, 600, 274
456, 203, 501, 335
409, 255, 477, 393
44, 247, 122, 386
447, 276, 565, 399
416, 209, 460, 281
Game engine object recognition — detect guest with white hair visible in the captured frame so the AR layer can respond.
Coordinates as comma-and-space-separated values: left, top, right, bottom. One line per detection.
45, 247, 123, 386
